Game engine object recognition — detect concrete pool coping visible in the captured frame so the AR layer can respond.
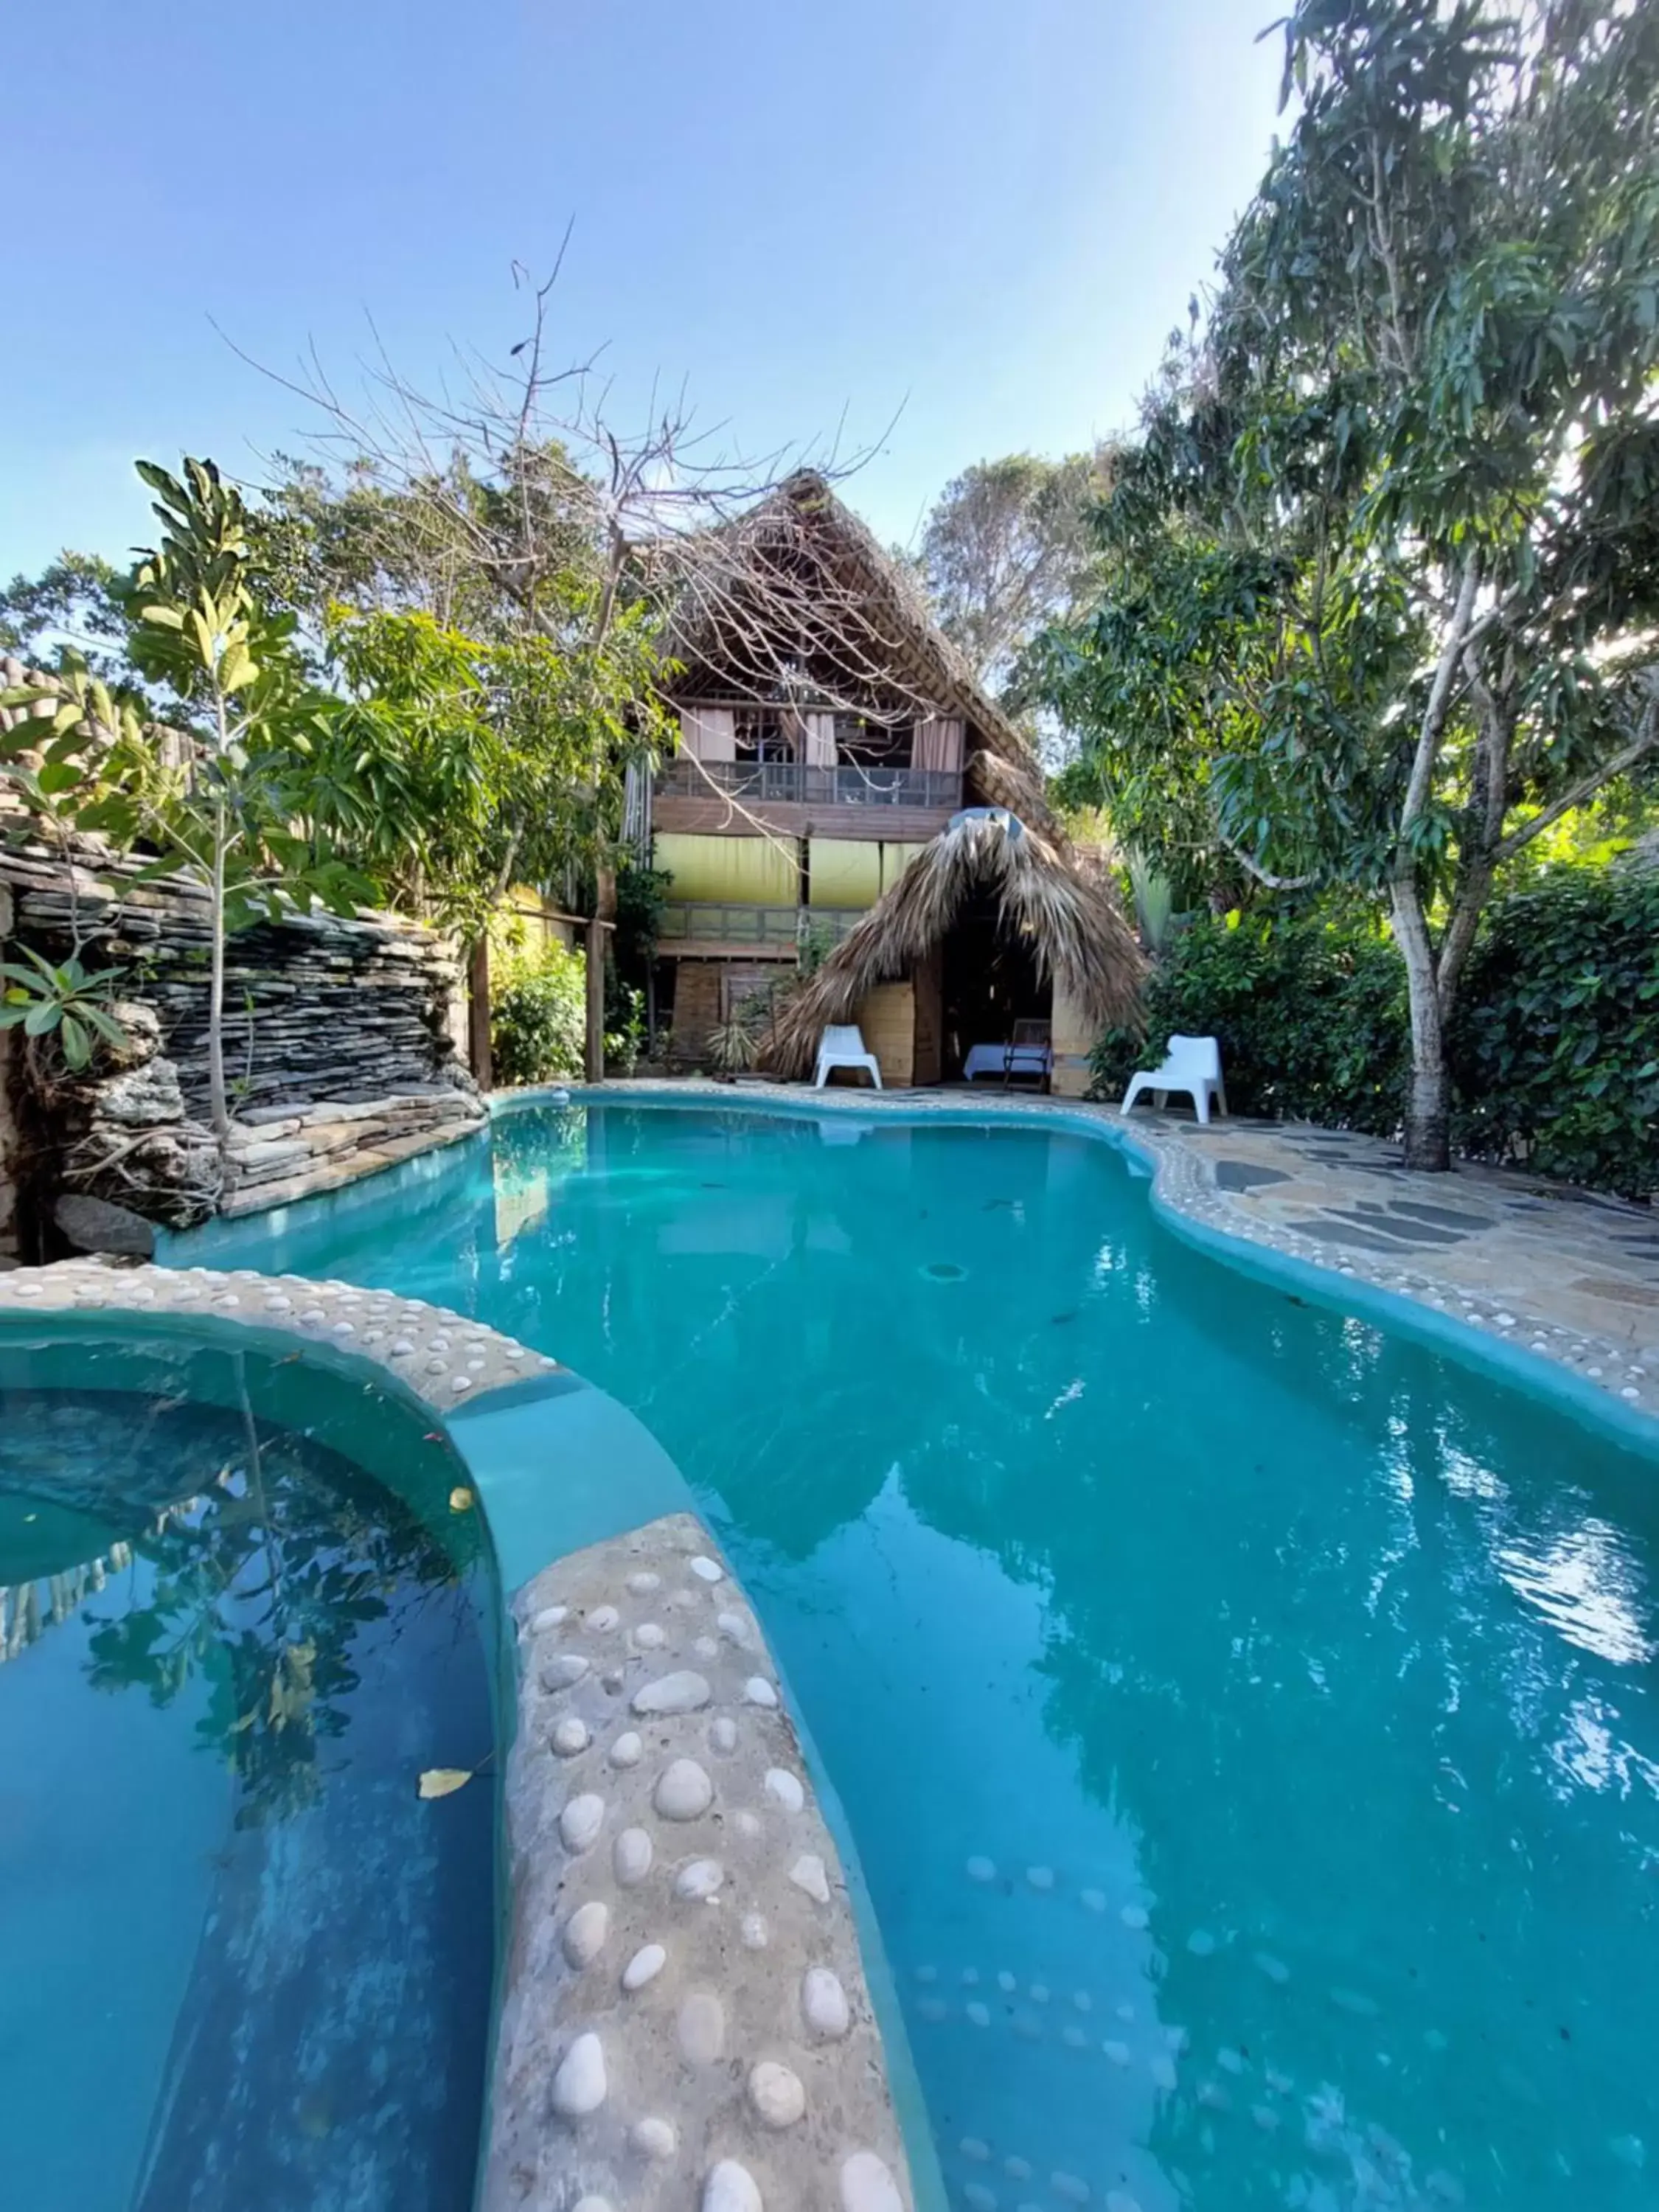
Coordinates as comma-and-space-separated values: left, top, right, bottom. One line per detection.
0, 1270, 939, 2212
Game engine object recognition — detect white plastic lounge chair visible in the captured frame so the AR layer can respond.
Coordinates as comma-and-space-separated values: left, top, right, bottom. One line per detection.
1121, 1034, 1227, 1124
813, 1024, 883, 1090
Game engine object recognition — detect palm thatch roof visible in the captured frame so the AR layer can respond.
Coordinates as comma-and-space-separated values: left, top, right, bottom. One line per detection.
662, 472, 1054, 827
766, 810, 1144, 1077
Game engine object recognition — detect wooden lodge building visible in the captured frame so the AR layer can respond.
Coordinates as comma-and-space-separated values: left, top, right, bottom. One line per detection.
639, 473, 1141, 1095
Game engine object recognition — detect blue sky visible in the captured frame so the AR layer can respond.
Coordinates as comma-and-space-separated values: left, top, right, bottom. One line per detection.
0, 0, 1284, 579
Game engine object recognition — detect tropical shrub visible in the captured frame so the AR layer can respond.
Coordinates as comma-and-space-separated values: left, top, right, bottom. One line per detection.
490, 942, 586, 1086
1091, 905, 1410, 1135
1450, 868, 1659, 1200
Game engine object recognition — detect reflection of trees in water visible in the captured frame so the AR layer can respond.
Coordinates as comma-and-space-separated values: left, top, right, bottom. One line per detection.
1, 1376, 479, 1827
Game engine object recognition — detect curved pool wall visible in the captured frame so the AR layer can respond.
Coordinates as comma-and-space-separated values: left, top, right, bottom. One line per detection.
0, 1273, 940, 2212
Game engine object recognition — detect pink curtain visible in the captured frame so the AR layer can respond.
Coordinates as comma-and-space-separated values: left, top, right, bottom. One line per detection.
913, 717, 964, 772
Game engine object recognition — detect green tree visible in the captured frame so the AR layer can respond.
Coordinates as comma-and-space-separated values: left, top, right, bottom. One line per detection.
1037, 0, 1659, 1169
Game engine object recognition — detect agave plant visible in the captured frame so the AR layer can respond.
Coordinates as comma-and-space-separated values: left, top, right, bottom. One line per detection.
704, 1014, 760, 1078
0, 945, 131, 1073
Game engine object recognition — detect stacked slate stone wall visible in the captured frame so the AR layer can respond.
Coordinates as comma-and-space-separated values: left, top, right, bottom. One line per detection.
0, 831, 484, 1251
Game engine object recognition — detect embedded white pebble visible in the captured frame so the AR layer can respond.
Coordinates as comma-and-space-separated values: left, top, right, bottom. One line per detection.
632, 2115, 678, 2160
1026, 1866, 1054, 1892
449, 1374, 473, 1393
1029, 1983, 1050, 2004
917, 1997, 948, 2022
1105, 2195, 1144, 2212
966, 1857, 997, 1884
965, 2001, 990, 2028
961, 2138, 990, 2163
1186, 1928, 1217, 1956
552, 1717, 590, 1756
717, 1610, 751, 1644
633, 1670, 712, 1717
1120, 1905, 1149, 1931
702, 2162, 763, 2212
389, 1337, 416, 1357
735, 1809, 764, 1840
1081, 1888, 1106, 1913
1149, 2055, 1178, 2091
961, 1968, 980, 1986
550, 2031, 607, 2118
609, 1731, 643, 1769
559, 1794, 605, 1854
693, 1635, 720, 1660
675, 1857, 726, 1901
1102, 2040, 1131, 2067
655, 1759, 714, 1820
561, 1900, 610, 1968
1073, 1990, 1093, 2012
689, 1554, 725, 1582
1062, 2025, 1089, 2050
635, 1623, 668, 1650
627, 1570, 662, 1595
964, 2187, 997, 2212
802, 1966, 851, 2040
1004, 2159, 1032, 2182
623, 1942, 666, 1992
789, 1853, 830, 1904
711, 1716, 739, 1753
1217, 2046, 1245, 2075
540, 1653, 589, 1689
586, 1604, 620, 1632
1255, 1951, 1290, 1984
841, 2152, 905, 2212
1251, 2104, 1280, 2133
613, 1827, 653, 1887
748, 2059, 807, 2129
1051, 2174, 1091, 2205
765, 1767, 805, 1812
916, 1964, 939, 1983
742, 1676, 779, 1708
678, 1990, 726, 2064
741, 1911, 770, 1950
996, 1971, 1016, 1993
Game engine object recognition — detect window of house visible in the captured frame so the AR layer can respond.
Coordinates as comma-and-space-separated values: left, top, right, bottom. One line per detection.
833, 714, 914, 768
733, 707, 790, 764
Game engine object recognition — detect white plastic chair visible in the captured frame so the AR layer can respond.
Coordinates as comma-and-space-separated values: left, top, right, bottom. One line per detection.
813, 1024, 883, 1090
1121, 1034, 1227, 1124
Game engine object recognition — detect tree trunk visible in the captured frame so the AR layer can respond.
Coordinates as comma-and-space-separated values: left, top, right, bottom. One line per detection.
584, 869, 616, 1085
207, 793, 230, 1144
1390, 880, 1450, 1172
467, 939, 493, 1089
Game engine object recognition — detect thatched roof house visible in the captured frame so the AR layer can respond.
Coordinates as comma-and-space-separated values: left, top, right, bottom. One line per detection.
646, 473, 1141, 1091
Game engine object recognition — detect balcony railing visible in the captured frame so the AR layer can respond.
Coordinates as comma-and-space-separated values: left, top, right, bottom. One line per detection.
658, 901, 866, 949
655, 757, 961, 812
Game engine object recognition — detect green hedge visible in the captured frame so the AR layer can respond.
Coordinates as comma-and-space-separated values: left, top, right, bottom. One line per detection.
1450, 868, 1659, 1200
1091, 906, 1410, 1135
491, 942, 586, 1086
1093, 869, 1659, 1199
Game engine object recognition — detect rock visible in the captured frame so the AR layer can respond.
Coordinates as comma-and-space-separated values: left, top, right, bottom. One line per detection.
840, 2152, 905, 2212
801, 1966, 851, 2040
632, 1670, 712, 1717
960, 2138, 990, 2163
1102, 2039, 1130, 2066
788, 1853, 830, 1904
965, 2188, 995, 2212
689, 1554, 724, 1582
966, 1856, 996, 1883
693, 1635, 719, 1660
609, 1731, 643, 1768
613, 1827, 653, 1886
1051, 2174, 1091, 2204
965, 2001, 990, 2027
559, 1793, 605, 1854
703, 2161, 762, 2212
678, 1991, 726, 2064
635, 1622, 667, 1649
710, 1716, 738, 1753
1026, 1865, 1055, 1891
655, 1759, 714, 1820
1120, 1905, 1149, 1930
622, 1942, 666, 1992
532, 1604, 568, 1633
550, 2031, 607, 2118
54, 1194, 156, 1258
540, 1653, 589, 1690
560, 1900, 609, 1969
748, 2059, 806, 2128
633, 2115, 678, 2160
587, 1604, 620, 1632
740, 1911, 769, 1950
552, 1717, 590, 1756
716, 1610, 751, 1644
742, 1676, 779, 1708
627, 1570, 661, 1594
1186, 1928, 1216, 1956
764, 1767, 804, 1812
675, 1857, 725, 1901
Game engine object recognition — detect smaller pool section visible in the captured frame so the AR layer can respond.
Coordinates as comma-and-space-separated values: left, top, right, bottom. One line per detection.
0, 1326, 500, 2212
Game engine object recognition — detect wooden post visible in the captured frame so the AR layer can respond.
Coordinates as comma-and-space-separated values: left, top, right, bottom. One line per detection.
585, 869, 616, 1084
467, 938, 493, 1090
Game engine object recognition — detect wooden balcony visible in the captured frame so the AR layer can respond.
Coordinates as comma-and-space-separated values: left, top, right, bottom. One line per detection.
653, 757, 961, 841
658, 900, 866, 961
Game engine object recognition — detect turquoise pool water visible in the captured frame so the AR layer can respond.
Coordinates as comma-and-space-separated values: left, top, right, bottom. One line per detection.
0, 1332, 498, 2212
183, 1100, 1659, 2211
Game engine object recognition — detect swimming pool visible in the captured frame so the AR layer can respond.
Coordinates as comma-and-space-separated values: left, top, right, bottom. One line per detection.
0, 1328, 499, 2212
176, 1097, 1659, 2211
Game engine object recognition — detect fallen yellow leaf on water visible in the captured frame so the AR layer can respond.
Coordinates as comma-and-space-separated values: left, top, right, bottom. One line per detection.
417, 1767, 474, 1800
449, 1486, 476, 1513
